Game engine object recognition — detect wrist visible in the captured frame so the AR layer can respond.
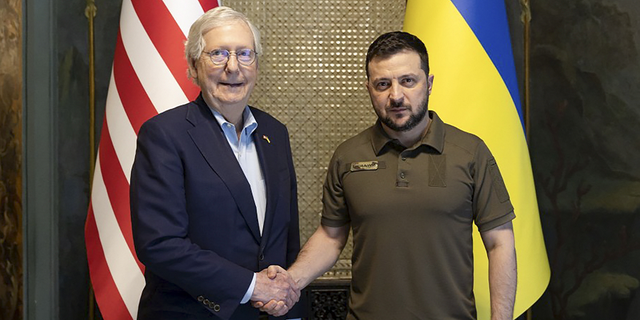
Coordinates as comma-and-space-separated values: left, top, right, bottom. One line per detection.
289, 267, 308, 290
243, 273, 257, 303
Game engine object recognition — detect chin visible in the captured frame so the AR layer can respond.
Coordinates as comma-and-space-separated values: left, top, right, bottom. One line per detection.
391, 117, 410, 126
218, 92, 249, 103
220, 99, 247, 106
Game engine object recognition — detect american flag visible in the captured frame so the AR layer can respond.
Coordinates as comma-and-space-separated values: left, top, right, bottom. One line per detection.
85, 1, 219, 319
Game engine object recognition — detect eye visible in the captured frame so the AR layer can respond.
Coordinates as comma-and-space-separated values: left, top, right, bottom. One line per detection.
207, 50, 231, 65
210, 49, 228, 57
375, 81, 390, 90
401, 78, 414, 84
237, 49, 253, 57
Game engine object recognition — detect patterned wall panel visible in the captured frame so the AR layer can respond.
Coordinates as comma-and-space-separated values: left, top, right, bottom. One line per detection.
223, 0, 405, 276
0, 0, 23, 319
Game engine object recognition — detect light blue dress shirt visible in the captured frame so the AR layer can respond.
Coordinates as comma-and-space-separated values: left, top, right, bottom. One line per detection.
212, 107, 267, 234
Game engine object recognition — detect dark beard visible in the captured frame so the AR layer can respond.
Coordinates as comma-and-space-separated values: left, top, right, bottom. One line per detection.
378, 97, 428, 132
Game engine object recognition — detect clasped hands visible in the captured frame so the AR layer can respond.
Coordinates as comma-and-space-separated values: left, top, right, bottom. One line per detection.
250, 265, 300, 316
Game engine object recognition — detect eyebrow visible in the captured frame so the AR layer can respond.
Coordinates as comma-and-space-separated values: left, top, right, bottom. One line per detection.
372, 73, 420, 82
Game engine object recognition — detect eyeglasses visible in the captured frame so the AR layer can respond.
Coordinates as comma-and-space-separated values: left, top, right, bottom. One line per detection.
203, 49, 257, 66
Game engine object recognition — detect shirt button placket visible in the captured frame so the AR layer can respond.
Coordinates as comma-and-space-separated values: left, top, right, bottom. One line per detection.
396, 152, 410, 187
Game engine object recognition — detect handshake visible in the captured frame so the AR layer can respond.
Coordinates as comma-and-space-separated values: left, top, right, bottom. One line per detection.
250, 265, 301, 317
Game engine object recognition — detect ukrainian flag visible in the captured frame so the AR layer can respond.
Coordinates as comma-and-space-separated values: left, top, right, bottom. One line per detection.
404, 1, 549, 319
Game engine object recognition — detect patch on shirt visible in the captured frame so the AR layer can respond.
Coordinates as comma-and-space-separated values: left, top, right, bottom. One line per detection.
428, 154, 446, 187
350, 161, 384, 172
489, 158, 510, 203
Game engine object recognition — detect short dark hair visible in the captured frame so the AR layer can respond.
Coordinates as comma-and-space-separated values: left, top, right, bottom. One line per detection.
365, 31, 429, 78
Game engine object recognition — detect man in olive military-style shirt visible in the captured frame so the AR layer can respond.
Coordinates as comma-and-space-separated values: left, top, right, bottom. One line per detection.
257, 31, 517, 320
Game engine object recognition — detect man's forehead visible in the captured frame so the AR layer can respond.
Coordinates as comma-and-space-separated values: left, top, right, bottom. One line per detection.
368, 52, 424, 78
203, 21, 254, 47
205, 20, 250, 35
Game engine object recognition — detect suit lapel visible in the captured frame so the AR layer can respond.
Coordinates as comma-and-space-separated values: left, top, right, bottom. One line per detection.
252, 112, 280, 249
186, 97, 261, 243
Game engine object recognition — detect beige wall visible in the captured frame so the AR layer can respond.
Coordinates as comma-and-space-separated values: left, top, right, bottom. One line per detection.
224, 0, 406, 277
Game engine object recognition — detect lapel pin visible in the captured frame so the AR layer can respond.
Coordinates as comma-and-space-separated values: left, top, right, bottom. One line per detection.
262, 135, 271, 144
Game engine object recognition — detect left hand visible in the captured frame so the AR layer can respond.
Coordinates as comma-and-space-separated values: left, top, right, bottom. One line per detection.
251, 265, 300, 316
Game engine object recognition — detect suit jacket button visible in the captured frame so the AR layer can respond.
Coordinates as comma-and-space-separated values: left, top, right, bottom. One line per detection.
203, 298, 210, 305
197, 296, 204, 302
259, 253, 265, 261
213, 304, 221, 312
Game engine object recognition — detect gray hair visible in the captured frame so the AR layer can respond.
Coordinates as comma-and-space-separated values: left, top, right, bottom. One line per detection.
185, 6, 262, 81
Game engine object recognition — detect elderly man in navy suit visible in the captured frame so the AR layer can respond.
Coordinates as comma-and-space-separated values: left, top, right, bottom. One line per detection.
130, 6, 300, 320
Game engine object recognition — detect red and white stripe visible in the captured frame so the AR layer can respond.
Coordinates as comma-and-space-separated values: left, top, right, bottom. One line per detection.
85, 1, 219, 319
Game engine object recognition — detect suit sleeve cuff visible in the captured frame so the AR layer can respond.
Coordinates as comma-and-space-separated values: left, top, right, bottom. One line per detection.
240, 273, 257, 304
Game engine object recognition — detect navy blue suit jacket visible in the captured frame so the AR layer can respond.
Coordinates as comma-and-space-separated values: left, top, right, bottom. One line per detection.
130, 94, 300, 320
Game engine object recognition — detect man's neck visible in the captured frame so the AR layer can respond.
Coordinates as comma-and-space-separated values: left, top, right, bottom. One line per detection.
203, 96, 246, 135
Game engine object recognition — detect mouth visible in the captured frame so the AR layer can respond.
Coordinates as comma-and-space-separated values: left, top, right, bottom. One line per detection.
387, 100, 409, 111
388, 106, 409, 113
220, 81, 244, 88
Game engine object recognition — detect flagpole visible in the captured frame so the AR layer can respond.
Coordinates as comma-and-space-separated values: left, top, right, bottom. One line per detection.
85, 0, 97, 319
519, 1, 534, 319
521, 0, 531, 142
518, 2, 536, 317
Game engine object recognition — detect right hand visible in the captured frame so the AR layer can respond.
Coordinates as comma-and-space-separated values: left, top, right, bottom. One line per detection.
250, 265, 300, 316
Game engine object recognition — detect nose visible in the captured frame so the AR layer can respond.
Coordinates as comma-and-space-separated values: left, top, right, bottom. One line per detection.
225, 55, 239, 73
389, 82, 403, 102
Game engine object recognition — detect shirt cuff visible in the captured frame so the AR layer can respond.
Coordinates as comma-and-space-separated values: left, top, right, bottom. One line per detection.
240, 273, 257, 304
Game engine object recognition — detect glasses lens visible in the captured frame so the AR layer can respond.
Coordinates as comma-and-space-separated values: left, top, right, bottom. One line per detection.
237, 49, 255, 65
209, 50, 229, 64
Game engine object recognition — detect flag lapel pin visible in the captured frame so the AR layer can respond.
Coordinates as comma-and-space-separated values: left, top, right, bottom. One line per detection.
262, 135, 271, 144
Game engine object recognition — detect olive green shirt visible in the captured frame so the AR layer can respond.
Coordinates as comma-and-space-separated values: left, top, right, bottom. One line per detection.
321, 111, 515, 320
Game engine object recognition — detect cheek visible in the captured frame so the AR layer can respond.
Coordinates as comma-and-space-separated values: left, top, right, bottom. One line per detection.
410, 87, 428, 102
200, 71, 222, 89
372, 95, 387, 109
244, 69, 258, 83
195, 60, 208, 77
